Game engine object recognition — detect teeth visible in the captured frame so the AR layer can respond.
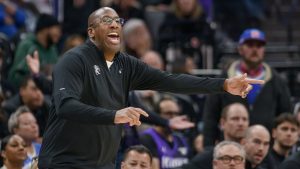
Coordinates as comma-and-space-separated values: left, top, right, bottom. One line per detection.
108, 33, 118, 36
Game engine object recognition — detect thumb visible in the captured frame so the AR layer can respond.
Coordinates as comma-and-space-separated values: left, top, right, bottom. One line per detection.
33, 50, 39, 59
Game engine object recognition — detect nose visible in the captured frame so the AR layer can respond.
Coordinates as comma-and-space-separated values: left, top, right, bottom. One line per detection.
110, 20, 119, 28
18, 144, 25, 150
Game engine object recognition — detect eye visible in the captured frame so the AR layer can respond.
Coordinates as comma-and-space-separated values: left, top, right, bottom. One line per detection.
102, 17, 112, 24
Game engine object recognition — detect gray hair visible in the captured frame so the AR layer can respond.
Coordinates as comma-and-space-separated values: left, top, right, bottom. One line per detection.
8, 106, 31, 133
213, 141, 246, 160
123, 19, 146, 38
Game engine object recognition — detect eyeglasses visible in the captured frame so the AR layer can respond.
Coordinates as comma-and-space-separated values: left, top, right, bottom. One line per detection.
217, 155, 244, 164
90, 16, 125, 27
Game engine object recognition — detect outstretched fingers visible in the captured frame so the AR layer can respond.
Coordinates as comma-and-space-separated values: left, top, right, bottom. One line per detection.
245, 78, 265, 84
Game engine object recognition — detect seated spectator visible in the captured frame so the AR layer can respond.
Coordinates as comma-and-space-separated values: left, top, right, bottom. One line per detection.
158, 0, 212, 67
213, 141, 246, 169
181, 102, 249, 169
267, 113, 299, 167
0, 0, 26, 39
0, 34, 16, 101
140, 96, 191, 169
2, 76, 50, 136
121, 145, 152, 169
292, 103, 300, 153
8, 106, 41, 168
8, 13, 61, 88
12, 0, 40, 33
62, 34, 85, 53
0, 134, 27, 169
123, 19, 152, 58
63, 0, 99, 37
241, 125, 270, 169
109, 0, 144, 20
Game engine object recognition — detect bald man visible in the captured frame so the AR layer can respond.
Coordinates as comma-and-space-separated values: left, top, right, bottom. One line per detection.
38, 7, 264, 169
242, 125, 270, 169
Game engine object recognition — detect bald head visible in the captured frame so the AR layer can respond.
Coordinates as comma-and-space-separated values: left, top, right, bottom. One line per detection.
243, 125, 270, 167
245, 125, 270, 139
88, 7, 117, 27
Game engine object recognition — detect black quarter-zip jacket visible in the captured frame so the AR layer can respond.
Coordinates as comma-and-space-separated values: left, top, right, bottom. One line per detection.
38, 40, 225, 169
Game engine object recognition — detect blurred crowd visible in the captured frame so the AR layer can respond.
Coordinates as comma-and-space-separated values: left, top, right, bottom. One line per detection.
0, 0, 299, 169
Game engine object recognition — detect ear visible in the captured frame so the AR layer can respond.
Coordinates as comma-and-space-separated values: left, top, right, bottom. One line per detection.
213, 160, 218, 168
87, 27, 95, 39
237, 46, 243, 55
240, 138, 246, 145
19, 87, 25, 97
220, 118, 225, 130
272, 129, 277, 139
13, 127, 19, 134
1, 150, 6, 159
120, 161, 125, 169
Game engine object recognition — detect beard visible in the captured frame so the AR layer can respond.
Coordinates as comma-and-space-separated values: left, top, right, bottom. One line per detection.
46, 33, 54, 48
279, 142, 293, 150
243, 54, 263, 69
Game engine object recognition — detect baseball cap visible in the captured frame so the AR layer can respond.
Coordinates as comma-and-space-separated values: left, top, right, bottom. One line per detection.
238, 28, 266, 45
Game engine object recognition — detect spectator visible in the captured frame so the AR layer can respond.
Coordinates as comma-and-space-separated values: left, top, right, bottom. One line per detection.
158, 0, 212, 67
203, 28, 292, 147
140, 96, 190, 169
292, 103, 300, 153
123, 19, 152, 58
181, 102, 249, 169
61, 34, 85, 53
0, 0, 26, 39
62, 0, 99, 37
12, 0, 40, 33
2, 76, 50, 136
213, 141, 246, 169
0, 37, 15, 101
121, 145, 152, 169
8, 13, 61, 88
0, 134, 27, 169
8, 106, 41, 168
241, 125, 270, 169
109, 0, 144, 20
268, 113, 299, 167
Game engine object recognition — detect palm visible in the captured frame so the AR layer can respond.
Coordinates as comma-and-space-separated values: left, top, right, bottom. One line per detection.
26, 51, 40, 74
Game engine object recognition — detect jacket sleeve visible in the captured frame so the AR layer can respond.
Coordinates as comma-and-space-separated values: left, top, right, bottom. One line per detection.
128, 91, 169, 126
129, 57, 226, 94
51, 52, 115, 124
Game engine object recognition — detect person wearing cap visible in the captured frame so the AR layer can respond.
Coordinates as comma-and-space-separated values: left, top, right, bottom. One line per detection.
202, 28, 292, 147
8, 13, 61, 88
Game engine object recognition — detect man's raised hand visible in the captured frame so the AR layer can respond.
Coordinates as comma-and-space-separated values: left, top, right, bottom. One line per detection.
224, 73, 265, 98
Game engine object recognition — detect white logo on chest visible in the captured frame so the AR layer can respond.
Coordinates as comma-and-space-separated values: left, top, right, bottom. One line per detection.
94, 65, 101, 75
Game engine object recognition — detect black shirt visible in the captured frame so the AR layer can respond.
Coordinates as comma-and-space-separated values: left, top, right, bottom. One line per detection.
279, 151, 300, 169
38, 40, 225, 169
